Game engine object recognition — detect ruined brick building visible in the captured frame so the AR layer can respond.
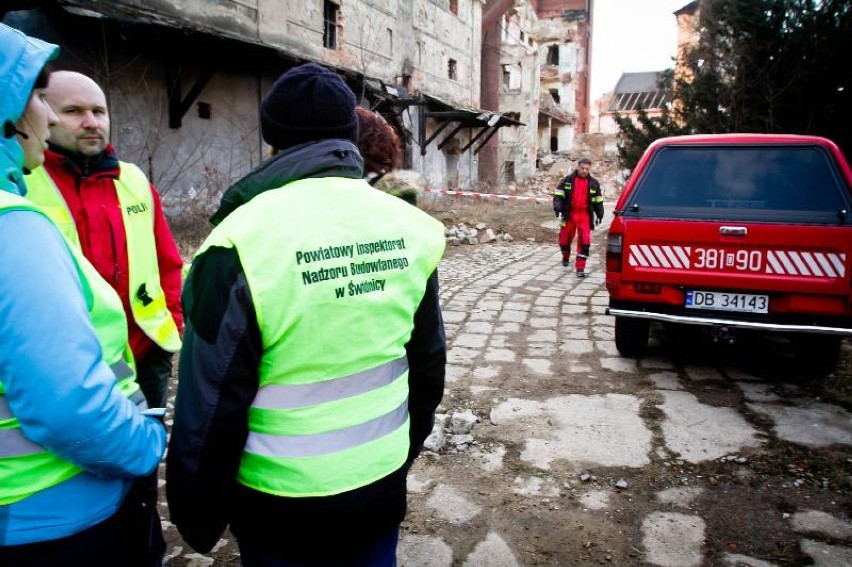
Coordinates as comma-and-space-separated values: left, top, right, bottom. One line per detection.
3, 0, 594, 200
496, 1, 593, 183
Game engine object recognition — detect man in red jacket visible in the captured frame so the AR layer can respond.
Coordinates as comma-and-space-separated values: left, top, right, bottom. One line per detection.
26, 70, 184, 408
553, 158, 605, 278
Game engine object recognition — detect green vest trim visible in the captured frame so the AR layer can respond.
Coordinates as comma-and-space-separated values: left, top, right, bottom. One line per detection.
194, 176, 445, 497
25, 163, 181, 352
0, 192, 144, 506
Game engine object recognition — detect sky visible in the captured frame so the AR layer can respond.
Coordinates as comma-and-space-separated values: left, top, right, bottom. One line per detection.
590, 0, 691, 103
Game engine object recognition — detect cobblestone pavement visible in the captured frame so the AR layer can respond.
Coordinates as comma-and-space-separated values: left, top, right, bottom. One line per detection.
396, 232, 852, 566
162, 222, 852, 567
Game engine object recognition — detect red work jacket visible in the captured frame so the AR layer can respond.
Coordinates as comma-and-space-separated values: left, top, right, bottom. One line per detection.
40, 146, 184, 361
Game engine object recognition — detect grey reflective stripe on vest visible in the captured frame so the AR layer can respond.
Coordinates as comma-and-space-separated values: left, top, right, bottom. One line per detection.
244, 398, 409, 458
111, 359, 134, 379
129, 388, 149, 410
1, 390, 145, 419
0, 358, 145, 459
252, 357, 408, 410
0, 427, 46, 457
0, 395, 147, 460
0, 388, 147, 459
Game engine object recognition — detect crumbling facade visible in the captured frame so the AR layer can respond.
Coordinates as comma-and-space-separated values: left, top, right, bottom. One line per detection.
535, 0, 593, 143
3, 0, 504, 200
497, 2, 540, 182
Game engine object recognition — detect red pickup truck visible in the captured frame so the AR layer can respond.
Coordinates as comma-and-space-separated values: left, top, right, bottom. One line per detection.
605, 134, 852, 375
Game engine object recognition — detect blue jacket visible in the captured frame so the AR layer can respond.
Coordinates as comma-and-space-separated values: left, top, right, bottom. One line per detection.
0, 23, 167, 546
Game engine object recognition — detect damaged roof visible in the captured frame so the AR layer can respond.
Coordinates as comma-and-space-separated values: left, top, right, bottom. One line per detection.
674, 1, 700, 16
606, 71, 670, 112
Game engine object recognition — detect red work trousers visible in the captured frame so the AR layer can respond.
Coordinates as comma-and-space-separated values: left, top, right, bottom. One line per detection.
558, 212, 591, 271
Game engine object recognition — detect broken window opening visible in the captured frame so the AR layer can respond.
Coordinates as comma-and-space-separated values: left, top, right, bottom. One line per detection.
504, 161, 516, 182
546, 45, 559, 66
323, 0, 339, 49
197, 101, 211, 120
448, 59, 457, 81
550, 88, 560, 104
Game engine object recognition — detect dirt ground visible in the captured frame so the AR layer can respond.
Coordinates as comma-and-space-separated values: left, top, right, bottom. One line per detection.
162, 196, 852, 566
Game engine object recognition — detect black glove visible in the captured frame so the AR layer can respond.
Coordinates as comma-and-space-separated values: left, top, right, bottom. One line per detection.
554, 210, 561, 218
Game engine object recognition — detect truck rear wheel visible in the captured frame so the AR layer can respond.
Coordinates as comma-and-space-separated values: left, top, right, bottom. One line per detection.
792, 334, 842, 377
615, 316, 650, 357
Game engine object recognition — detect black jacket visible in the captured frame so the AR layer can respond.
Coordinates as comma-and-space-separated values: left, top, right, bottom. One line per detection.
166, 140, 446, 557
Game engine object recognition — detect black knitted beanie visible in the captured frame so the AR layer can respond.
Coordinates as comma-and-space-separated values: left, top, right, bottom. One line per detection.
260, 63, 358, 151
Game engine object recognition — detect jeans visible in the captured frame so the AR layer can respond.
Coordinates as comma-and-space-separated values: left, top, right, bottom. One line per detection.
237, 525, 399, 567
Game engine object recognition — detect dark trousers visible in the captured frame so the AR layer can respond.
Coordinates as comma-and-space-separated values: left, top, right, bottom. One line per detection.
136, 344, 174, 408
124, 345, 171, 566
119, 472, 166, 567
0, 480, 164, 567
237, 525, 399, 567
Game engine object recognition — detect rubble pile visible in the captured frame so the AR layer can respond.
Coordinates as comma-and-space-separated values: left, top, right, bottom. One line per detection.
444, 222, 514, 246
500, 159, 625, 203
424, 409, 479, 453
532, 157, 624, 200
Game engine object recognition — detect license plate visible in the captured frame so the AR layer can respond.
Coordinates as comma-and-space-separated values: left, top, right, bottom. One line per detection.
685, 290, 769, 313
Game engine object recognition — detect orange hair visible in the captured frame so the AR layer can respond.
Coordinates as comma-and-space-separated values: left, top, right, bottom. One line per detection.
356, 106, 401, 176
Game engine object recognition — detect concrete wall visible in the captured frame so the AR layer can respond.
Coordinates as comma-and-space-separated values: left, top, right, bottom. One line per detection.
109, 63, 265, 213
412, 0, 483, 106
535, 0, 592, 136
535, 16, 581, 154
6, 0, 489, 200
411, 0, 486, 190
498, 2, 540, 181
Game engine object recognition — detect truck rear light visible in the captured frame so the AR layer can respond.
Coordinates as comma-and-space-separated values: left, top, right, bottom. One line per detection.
606, 233, 623, 273
634, 282, 662, 294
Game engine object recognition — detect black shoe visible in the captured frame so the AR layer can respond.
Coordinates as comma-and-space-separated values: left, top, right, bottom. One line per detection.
561, 259, 570, 267
576, 270, 586, 278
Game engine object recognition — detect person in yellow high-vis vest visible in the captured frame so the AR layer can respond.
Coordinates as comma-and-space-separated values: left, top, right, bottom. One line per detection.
0, 23, 166, 567
24, 70, 181, 567
25, 70, 183, 412
167, 63, 447, 567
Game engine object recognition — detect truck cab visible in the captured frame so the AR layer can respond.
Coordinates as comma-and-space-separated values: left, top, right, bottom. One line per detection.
606, 134, 852, 375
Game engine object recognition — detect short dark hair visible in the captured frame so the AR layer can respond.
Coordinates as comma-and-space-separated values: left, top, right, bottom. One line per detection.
33, 68, 50, 89
578, 157, 592, 166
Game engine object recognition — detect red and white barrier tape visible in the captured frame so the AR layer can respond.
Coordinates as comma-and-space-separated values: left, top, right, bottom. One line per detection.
424, 188, 550, 203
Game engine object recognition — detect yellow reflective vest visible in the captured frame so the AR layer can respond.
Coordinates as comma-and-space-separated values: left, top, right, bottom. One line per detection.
0, 192, 145, 505
194, 176, 445, 497
25, 163, 181, 352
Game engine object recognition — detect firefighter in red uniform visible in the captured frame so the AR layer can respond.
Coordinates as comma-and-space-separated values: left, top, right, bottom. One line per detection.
553, 157, 605, 278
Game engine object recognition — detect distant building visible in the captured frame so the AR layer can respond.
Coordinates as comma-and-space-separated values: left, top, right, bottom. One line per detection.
674, 1, 701, 84
497, 2, 539, 183
535, 0, 594, 154
596, 72, 671, 135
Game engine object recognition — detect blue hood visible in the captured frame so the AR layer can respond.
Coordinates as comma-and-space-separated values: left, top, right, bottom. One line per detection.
0, 23, 58, 196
